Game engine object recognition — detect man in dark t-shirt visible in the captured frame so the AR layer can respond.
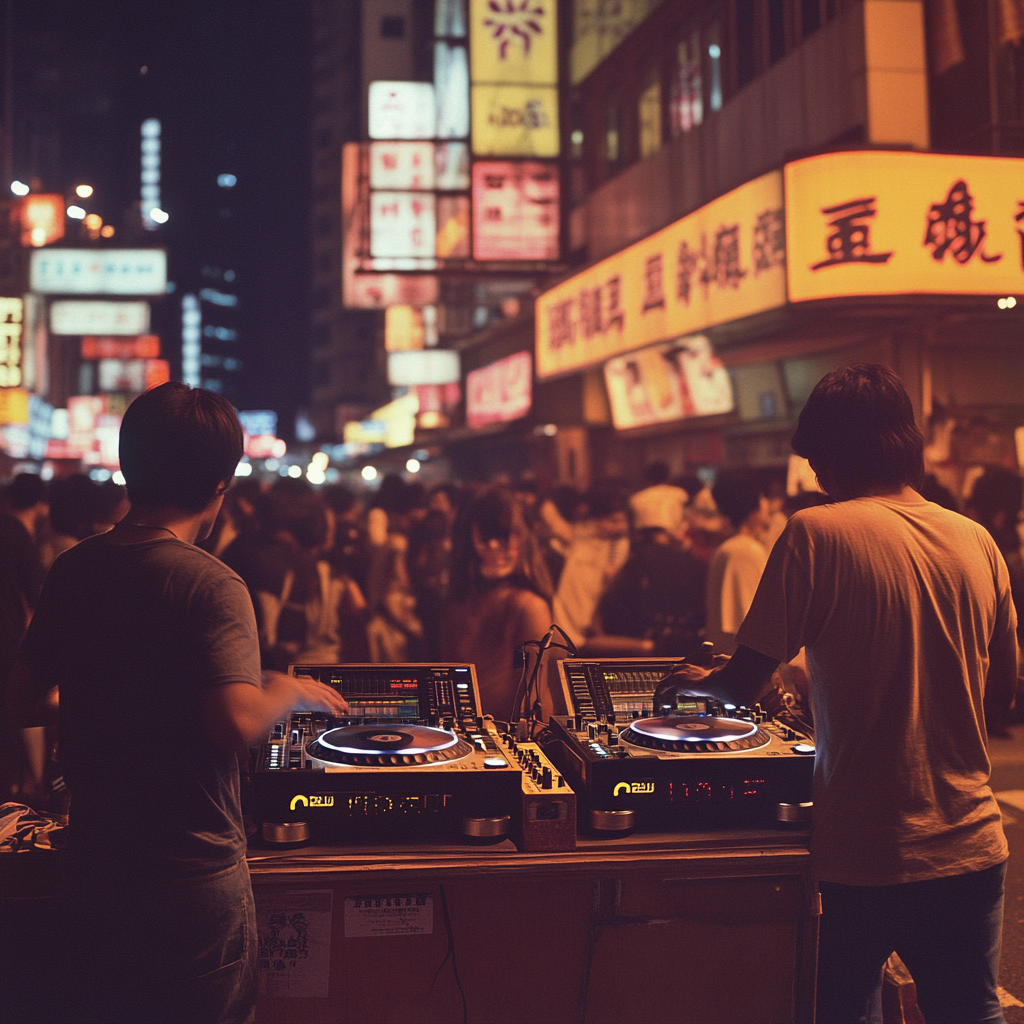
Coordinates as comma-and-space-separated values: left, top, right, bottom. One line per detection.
16, 383, 347, 1024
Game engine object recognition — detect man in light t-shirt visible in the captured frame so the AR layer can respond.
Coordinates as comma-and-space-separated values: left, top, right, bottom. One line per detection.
656, 365, 1017, 1024
704, 471, 770, 655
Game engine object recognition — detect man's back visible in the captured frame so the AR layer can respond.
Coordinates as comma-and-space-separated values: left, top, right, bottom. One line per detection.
738, 495, 1014, 885
22, 532, 261, 873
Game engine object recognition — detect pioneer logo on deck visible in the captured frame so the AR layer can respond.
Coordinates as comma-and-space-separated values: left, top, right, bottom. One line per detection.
613, 781, 655, 796
290, 794, 335, 810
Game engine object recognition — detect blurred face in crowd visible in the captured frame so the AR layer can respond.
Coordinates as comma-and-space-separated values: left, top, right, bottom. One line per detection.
472, 525, 520, 580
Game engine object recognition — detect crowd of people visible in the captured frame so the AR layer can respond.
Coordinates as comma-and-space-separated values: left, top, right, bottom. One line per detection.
2, 452, 1022, 801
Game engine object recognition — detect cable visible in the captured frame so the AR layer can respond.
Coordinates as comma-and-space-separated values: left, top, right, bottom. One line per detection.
432, 884, 467, 1024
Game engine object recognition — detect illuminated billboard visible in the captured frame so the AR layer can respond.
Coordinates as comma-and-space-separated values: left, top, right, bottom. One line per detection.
19, 195, 65, 247
435, 42, 470, 138
81, 335, 161, 360
472, 160, 559, 260
31, 249, 167, 295
97, 358, 169, 394
435, 141, 471, 189
370, 192, 437, 260
535, 169, 786, 378
604, 335, 734, 430
469, 0, 559, 157
368, 82, 436, 140
466, 350, 532, 428
387, 349, 460, 387
436, 195, 471, 258
385, 306, 427, 351
369, 142, 435, 190
51, 300, 152, 336
342, 144, 438, 309
0, 298, 23, 389
785, 151, 1024, 301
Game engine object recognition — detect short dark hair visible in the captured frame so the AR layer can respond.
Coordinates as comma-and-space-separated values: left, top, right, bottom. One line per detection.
712, 471, 763, 529
643, 462, 671, 486
119, 382, 243, 512
791, 364, 924, 494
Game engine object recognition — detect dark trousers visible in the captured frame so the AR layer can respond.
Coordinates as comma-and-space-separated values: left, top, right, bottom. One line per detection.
59, 857, 257, 1024
817, 860, 1007, 1024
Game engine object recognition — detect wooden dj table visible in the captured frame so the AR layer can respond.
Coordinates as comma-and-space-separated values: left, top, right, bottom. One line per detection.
248, 829, 818, 1024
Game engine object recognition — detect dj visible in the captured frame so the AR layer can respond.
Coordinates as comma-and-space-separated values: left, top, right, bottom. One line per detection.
657, 365, 1016, 1024
15, 383, 348, 1023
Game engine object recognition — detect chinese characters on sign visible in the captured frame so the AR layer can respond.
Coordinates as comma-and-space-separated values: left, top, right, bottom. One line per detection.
470, 0, 559, 157
471, 160, 559, 260
535, 170, 785, 378
0, 298, 23, 388
786, 151, 1024, 301
466, 350, 532, 427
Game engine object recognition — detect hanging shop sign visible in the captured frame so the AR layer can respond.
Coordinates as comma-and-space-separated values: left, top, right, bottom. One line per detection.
81, 335, 161, 360
472, 160, 559, 260
369, 142, 436, 191
785, 151, 1024, 302
466, 350, 533, 428
342, 144, 439, 309
469, 0, 559, 157
370, 192, 437, 261
50, 300, 151, 336
604, 334, 734, 431
96, 358, 169, 394
535, 169, 785, 378
0, 297, 23, 389
387, 348, 460, 387
368, 82, 436, 140
385, 306, 427, 351
30, 249, 167, 295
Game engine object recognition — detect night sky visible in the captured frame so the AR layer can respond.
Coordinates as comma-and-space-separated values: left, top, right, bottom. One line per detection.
8, 0, 313, 435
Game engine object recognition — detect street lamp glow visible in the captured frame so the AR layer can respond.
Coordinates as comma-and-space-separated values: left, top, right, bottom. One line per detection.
217, 174, 237, 188
405, 458, 421, 473
287, 465, 302, 479
66, 205, 86, 220
235, 461, 253, 477
998, 296, 1017, 309
148, 207, 169, 224
75, 184, 94, 198
361, 465, 378, 481
10, 181, 29, 196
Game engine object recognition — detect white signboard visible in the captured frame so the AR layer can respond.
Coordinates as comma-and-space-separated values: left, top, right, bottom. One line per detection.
368, 82, 436, 140
50, 300, 151, 336
388, 349, 460, 386
370, 192, 437, 259
257, 890, 333, 999
30, 249, 167, 295
369, 142, 435, 190
344, 893, 433, 938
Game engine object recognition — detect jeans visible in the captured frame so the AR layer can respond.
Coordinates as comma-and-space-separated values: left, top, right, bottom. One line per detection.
60, 856, 257, 1024
816, 860, 1007, 1024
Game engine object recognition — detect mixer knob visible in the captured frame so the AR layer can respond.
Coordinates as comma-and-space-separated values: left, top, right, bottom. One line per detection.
541, 767, 552, 789
607, 728, 619, 746
784, 727, 796, 741
588, 722, 600, 740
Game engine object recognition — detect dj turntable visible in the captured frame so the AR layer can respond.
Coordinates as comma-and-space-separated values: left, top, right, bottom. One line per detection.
541, 659, 814, 833
251, 663, 574, 850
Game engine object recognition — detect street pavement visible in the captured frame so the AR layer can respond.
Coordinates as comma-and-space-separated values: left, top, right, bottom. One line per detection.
990, 723, 1024, 1020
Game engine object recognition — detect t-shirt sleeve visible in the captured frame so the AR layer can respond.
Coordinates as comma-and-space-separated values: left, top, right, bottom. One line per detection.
191, 569, 263, 691
735, 518, 813, 664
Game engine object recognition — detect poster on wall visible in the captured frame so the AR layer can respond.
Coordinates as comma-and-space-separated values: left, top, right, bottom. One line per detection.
603, 334, 734, 430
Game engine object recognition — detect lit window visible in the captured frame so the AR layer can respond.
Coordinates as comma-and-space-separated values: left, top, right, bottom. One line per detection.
638, 71, 662, 159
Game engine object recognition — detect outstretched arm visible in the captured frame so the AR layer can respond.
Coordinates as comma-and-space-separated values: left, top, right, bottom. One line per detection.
202, 671, 350, 752
653, 645, 781, 711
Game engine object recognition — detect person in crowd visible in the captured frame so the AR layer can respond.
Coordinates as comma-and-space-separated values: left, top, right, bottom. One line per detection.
12, 382, 347, 1023
966, 466, 1024, 730
0, 478, 46, 800
364, 474, 424, 662
323, 483, 372, 598
440, 488, 558, 721
532, 481, 579, 587
628, 462, 688, 541
408, 504, 452, 661
198, 476, 264, 559
704, 470, 770, 655
658, 365, 1016, 1023
552, 483, 631, 648
42, 473, 105, 570
598, 504, 706, 657
4, 473, 49, 550
223, 480, 343, 669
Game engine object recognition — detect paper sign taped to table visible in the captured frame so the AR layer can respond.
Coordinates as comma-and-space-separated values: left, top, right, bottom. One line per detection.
256, 889, 333, 999
344, 892, 434, 937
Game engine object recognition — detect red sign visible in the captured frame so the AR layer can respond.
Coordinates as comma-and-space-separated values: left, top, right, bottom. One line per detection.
18, 194, 65, 248
145, 359, 170, 390
472, 161, 559, 261
82, 335, 161, 360
466, 351, 532, 428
